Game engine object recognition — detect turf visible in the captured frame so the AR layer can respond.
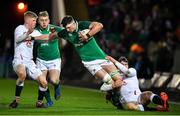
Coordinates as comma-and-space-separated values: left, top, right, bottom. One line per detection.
0, 79, 180, 115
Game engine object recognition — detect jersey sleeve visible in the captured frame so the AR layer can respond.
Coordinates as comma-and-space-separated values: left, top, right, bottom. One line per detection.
30, 30, 42, 37
55, 26, 63, 33
115, 62, 136, 77
14, 26, 28, 43
57, 29, 68, 39
79, 21, 91, 29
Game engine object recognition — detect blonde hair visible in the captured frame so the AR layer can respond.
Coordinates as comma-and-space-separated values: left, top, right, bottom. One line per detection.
24, 11, 38, 18
38, 11, 49, 17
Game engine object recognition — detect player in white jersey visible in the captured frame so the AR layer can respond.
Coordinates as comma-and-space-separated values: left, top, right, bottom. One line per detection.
100, 56, 169, 111
9, 11, 49, 108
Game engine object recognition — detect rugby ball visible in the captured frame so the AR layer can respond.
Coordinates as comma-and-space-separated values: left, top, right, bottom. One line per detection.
80, 29, 90, 35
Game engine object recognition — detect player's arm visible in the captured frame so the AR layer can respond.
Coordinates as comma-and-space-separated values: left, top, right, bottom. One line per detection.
106, 56, 136, 77
115, 62, 136, 77
79, 21, 103, 41
31, 34, 49, 40
15, 28, 34, 43
86, 21, 103, 37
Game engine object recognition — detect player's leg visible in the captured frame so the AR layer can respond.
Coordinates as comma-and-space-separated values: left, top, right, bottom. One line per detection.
49, 69, 61, 100
140, 91, 162, 106
36, 74, 48, 108
27, 60, 48, 108
36, 58, 53, 106
9, 63, 26, 108
140, 91, 169, 111
125, 103, 144, 111
38, 70, 53, 107
48, 58, 61, 100
101, 64, 123, 88
105, 90, 123, 109
101, 64, 125, 109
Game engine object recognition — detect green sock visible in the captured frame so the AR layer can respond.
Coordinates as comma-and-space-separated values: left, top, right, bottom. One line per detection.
45, 88, 52, 102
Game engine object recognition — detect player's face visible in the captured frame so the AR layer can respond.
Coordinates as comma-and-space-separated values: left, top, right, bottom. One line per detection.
26, 17, 37, 29
65, 21, 76, 33
121, 61, 129, 68
38, 16, 50, 29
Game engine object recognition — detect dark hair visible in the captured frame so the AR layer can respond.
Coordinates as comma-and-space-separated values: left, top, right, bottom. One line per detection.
118, 56, 128, 63
61, 15, 74, 27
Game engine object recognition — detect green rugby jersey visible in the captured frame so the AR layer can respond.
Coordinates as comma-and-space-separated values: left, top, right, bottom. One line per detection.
35, 24, 62, 60
60, 21, 106, 61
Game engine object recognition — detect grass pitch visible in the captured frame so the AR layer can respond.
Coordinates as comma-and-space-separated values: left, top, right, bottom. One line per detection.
0, 79, 180, 115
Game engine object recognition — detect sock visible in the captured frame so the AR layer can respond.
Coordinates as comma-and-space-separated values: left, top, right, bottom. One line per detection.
15, 85, 23, 98
38, 86, 47, 102
137, 104, 144, 111
100, 83, 113, 91
144, 106, 157, 111
45, 88, 52, 102
150, 94, 163, 106
54, 82, 60, 91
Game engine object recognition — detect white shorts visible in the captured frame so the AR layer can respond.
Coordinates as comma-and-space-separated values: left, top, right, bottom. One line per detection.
82, 59, 113, 75
12, 58, 42, 80
36, 58, 61, 71
120, 90, 142, 104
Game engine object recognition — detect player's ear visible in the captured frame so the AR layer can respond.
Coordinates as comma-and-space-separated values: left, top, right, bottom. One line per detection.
48, 19, 50, 24
37, 18, 40, 24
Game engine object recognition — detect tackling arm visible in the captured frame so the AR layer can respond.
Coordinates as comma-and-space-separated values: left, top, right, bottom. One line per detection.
115, 62, 136, 77
87, 22, 103, 37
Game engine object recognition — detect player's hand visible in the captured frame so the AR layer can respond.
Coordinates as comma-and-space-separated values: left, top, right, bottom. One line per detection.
26, 36, 32, 41
49, 32, 57, 40
114, 79, 126, 88
105, 56, 116, 64
79, 32, 88, 42
27, 28, 34, 35
50, 27, 56, 33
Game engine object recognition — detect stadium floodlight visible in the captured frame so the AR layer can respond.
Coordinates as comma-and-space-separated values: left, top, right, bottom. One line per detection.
17, 2, 27, 13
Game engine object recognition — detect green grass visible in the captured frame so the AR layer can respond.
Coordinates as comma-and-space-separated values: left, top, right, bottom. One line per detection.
0, 79, 180, 115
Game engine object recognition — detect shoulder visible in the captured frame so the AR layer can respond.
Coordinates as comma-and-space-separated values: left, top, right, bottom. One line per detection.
78, 21, 91, 29
49, 24, 63, 32
15, 25, 26, 32
128, 68, 137, 77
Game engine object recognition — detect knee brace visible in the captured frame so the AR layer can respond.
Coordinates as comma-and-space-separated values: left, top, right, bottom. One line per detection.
109, 70, 120, 78
103, 74, 112, 84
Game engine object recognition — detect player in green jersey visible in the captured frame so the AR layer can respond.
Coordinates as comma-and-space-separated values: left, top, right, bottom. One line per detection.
51, 15, 124, 91
35, 11, 62, 107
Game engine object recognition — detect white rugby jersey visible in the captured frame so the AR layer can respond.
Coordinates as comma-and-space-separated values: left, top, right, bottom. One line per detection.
14, 25, 42, 60
115, 62, 141, 97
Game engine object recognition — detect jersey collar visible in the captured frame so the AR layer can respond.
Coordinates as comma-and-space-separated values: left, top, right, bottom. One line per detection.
38, 25, 50, 33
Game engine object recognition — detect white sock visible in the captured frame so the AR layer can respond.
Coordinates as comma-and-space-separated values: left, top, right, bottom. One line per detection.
39, 86, 48, 91
150, 94, 156, 102
137, 104, 144, 111
100, 83, 113, 91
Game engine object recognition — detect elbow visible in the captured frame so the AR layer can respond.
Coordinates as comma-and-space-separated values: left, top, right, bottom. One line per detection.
98, 22, 103, 30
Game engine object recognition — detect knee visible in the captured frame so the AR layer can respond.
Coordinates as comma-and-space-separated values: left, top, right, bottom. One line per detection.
144, 91, 153, 98
126, 103, 139, 111
17, 71, 26, 80
50, 78, 59, 85
39, 78, 48, 88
